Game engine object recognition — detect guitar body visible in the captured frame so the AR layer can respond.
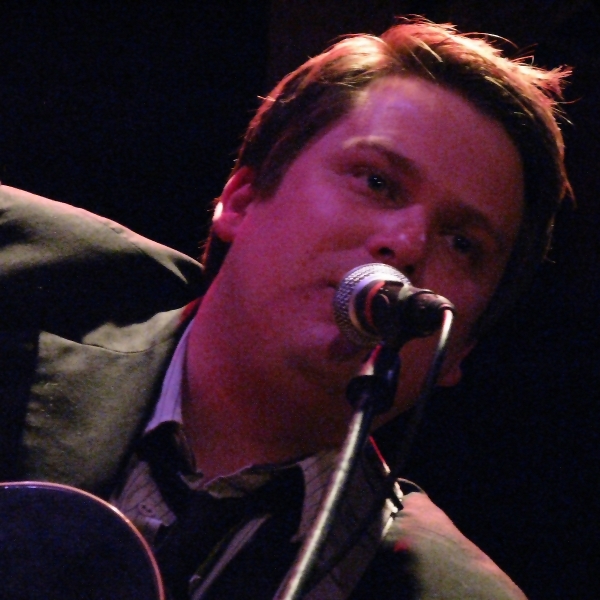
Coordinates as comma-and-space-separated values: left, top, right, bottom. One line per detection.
0, 481, 164, 600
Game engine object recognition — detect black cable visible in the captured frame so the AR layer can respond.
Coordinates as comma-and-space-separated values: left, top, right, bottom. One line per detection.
276, 309, 454, 599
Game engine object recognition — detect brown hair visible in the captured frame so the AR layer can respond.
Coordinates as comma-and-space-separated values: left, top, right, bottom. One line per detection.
203, 18, 571, 335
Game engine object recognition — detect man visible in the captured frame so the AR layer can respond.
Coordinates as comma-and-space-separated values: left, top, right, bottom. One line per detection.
0, 18, 569, 599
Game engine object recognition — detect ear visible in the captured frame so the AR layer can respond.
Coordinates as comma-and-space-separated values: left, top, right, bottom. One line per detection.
436, 340, 476, 387
212, 167, 258, 243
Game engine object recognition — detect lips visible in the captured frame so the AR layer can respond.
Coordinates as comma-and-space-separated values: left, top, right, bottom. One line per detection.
327, 327, 369, 362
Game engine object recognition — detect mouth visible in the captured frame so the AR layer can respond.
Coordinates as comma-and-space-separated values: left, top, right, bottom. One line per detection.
327, 328, 370, 363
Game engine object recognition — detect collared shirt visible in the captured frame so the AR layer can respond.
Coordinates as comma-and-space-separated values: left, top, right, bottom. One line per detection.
111, 321, 400, 599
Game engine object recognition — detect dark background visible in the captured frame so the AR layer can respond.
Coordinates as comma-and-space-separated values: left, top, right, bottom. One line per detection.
1, 1, 598, 598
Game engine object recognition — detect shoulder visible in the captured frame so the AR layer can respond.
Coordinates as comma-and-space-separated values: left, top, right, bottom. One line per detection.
352, 487, 527, 600
0, 185, 205, 329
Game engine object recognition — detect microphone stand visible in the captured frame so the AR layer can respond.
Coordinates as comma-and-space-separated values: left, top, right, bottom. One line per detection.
275, 343, 400, 600
276, 308, 454, 600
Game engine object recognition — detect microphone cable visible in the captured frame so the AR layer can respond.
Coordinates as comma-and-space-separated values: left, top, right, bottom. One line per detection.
276, 308, 454, 600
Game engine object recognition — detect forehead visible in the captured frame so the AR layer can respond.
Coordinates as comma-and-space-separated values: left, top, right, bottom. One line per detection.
318, 75, 524, 240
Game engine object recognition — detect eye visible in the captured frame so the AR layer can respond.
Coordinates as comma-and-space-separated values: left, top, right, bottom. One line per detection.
452, 234, 474, 254
359, 169, 399, 203
366, 173, 389, 192
346, 162, 404, 206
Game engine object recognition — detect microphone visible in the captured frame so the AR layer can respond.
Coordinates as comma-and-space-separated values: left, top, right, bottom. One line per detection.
333, 263, 455, 348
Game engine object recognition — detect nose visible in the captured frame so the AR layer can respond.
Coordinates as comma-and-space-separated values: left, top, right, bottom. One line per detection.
365, 204, 427, 279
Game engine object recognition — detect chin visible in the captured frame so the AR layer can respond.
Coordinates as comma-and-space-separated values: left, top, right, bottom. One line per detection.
327, 333, 370, 363
305, 319, 366, 362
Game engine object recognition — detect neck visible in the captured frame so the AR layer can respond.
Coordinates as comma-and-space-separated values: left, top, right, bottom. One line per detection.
181, 289, 353, 482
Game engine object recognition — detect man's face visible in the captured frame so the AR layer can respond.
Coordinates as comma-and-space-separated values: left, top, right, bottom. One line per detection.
211, 75, 523, 436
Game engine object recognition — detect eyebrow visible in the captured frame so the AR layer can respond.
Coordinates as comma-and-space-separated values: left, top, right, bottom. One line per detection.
343, 137, 423, 181
345, 137, 515, 253
441, 200, 512, 254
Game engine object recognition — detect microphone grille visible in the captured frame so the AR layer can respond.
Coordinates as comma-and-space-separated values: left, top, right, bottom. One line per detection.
333, 263, 410, 347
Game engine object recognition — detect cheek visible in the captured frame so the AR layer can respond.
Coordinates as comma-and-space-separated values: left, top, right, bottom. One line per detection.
274, 166, 378, 254
450, 286, 493, 343
426, 246, 509, 332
